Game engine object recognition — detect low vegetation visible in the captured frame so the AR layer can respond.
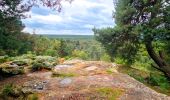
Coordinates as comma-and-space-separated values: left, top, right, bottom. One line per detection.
118, 65, 170, 95
0, 84, 38, 100
52, 72, 76, 78
95, 87, 124, 100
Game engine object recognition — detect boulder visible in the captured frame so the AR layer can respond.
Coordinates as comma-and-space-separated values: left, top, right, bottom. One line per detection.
59, 78, 72, 87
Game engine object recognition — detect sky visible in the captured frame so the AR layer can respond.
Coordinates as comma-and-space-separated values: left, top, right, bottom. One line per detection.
22, 0, 115, 35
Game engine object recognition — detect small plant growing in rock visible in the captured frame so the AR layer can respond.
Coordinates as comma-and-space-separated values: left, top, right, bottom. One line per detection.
52, 72, 76, 78
95, 87, 124, 100
0, 84, 23, 99
27, 93, 38, 100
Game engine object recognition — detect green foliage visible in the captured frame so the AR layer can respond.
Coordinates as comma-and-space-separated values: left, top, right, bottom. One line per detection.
27, 93, 39, 100
44, 49, 58, 57
43, 35, 94, 40
0, 49, 6, 56
114, 57, 127, 65
148, 74, 170, 91
0, 0, 35, 56
128, 72, 145, 83
0, 84, 38, 100
96, 87, 124, 100
0, 64, 24, 76
100, 53, 111, 62
52, 72, 76, 78
0, 84, 14, 97
118, 65, 170, 94
72, 50, 88, 60
0, 56, 9, 64
0, 84, 22, 99
94, 0, 170, 78
31, 56, 58, 71
106, 68, 115, 74
31, 62, 44, 71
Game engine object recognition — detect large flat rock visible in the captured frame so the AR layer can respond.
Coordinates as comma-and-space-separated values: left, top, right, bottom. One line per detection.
0, 60, 169, 100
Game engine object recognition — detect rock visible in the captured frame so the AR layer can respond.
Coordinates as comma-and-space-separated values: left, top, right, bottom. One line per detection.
55, 65, 74, 68
22, 87, 33, 94
12, 88, 22, 97
85, 66, 98, 71
36, 85, 43, 90
34, 83, 44, 90
54, 65, 74, 73
63, 59, 84, 65
23, 80, 48, 92
112, 63, 118, 67
59, 78, 72, 87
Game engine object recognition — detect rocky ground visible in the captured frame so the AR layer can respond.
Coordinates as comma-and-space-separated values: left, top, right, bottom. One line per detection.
0, 59, 170, 100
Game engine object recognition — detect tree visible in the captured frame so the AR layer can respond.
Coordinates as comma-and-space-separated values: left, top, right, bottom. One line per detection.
0, 0, 71, 56
94, 0, 170, 78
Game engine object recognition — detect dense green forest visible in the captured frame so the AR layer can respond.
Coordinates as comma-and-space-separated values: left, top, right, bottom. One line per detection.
42, 35, 94, 40
0, 0, 170, 99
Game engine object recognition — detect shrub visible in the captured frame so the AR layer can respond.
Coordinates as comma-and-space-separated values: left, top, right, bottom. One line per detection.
0, 84, 22, 99
0, 56, 9, 64
114, 57, 126, 65
31, 62, 44, 71
72, 50, 88, 60
148, 74, 170, 91
12, 60, 28, 66
0, 63, 24, 76
44, 49, 58, 57
31, 61, 54, 71
100, 53, 111, 62
0, 49, 6, 56
128, 72, 145, 83
0, 84, 37, 100
0, 84, 14, 97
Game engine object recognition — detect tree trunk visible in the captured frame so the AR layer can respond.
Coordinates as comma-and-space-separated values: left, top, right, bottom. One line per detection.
145, 41, 170, 78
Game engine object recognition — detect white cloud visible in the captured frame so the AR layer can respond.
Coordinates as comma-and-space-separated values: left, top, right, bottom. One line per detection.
23, 27, 93, 35
22, 0, 115, 35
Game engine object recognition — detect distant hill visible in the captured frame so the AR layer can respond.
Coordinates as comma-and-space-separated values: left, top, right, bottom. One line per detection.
40, 34, 94, 40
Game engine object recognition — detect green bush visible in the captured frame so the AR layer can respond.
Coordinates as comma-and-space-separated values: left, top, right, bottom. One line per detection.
12, 60, 28, 66
114, 57, 126, 65
72, 50, 88, 60
0, 84, 22, 99
0, 56, 9, 64
148, 74, 170, 90
44, 49, 58, 57
0, 84, 37, 100
0, 49, 6, 56
100, 53, 111, 62
128, 72, 145, 83
31, 62, 44, 71
0, 63, 24, 76
0, 84, 14, 97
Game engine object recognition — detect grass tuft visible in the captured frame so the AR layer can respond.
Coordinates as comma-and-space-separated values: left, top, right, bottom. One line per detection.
95, 87, 124, 100
52, 72, 76, 78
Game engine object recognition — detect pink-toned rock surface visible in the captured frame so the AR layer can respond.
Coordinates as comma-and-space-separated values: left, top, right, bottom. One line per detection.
0, 59, 170, 100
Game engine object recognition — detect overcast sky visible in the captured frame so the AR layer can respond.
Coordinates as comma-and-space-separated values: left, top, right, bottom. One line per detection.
22, 0, 115, 35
